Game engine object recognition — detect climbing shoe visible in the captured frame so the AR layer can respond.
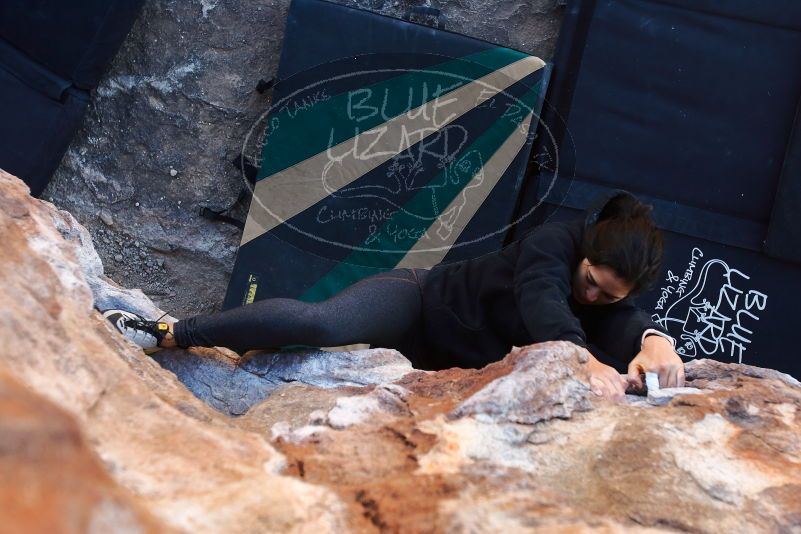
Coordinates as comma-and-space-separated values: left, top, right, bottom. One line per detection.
102, 309, 170, 353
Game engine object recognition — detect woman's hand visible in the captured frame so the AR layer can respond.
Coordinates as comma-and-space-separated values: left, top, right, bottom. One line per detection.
585, 351, 627, 402
627, 335, 685, 391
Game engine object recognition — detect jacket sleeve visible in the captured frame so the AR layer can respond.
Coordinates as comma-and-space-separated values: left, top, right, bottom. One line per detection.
513, 223, 587, 348
580, 299, 671, 366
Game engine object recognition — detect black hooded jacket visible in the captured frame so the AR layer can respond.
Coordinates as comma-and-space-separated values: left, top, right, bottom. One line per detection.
416, 190, 669, 371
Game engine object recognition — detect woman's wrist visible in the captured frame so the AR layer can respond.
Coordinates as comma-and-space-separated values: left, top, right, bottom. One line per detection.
642, 333, 673, 351
641, 329, 675, 350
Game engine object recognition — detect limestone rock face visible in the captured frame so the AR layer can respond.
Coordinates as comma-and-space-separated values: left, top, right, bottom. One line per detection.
4, 169, 801, 532
43, 0, 564, 317
449, 343, 592, 424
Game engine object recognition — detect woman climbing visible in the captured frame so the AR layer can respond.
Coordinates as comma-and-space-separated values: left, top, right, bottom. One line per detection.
104, 189, 684, 401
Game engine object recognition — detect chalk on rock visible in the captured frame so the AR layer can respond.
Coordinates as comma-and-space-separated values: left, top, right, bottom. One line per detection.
647, 386, 705, 406
326, 384, 411, 429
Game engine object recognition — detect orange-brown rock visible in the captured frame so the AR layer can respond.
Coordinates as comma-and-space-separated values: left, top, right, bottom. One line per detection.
2, 169, 801, 533
0, 170, 346, 532
0, 370, 163, 534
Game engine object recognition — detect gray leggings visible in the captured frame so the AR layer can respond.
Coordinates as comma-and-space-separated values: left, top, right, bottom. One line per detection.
173, 268, 428, 354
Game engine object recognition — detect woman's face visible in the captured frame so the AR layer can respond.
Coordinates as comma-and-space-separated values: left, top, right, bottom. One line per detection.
572, 258, 634, 306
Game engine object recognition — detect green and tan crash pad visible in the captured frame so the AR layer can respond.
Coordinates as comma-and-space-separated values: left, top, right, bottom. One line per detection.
223, 0, 551, 313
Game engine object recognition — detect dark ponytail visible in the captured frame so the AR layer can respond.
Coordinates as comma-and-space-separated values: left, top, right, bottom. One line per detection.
581, 194, 663, 295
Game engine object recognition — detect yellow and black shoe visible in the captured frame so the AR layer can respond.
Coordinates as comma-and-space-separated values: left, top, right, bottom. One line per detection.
102, 309, 171, 354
